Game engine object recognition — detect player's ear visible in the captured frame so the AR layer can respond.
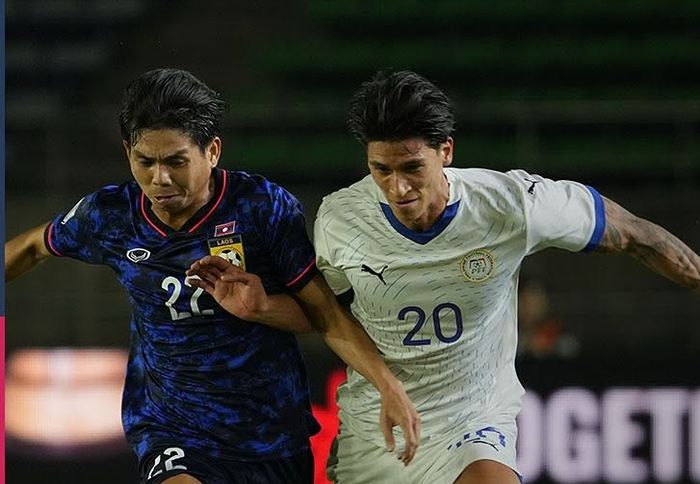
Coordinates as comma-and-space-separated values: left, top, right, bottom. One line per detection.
441, 137, 454, 167
122, 140, 131, 159
207, 137, 221, 167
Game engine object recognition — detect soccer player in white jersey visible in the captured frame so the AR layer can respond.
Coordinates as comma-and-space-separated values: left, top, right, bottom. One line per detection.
189, 70, 699, 483
310, 70, 699, 484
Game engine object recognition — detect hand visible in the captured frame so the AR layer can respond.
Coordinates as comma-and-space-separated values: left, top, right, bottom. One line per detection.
379, 381, 421, 465
186, 255, 269, 321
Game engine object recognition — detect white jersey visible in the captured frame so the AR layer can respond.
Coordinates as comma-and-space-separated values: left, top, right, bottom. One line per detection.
314, 167, 605, 449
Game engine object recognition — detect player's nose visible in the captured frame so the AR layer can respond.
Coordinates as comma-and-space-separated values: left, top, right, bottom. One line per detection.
389, 174, 411, 198
152, 163, 172, 185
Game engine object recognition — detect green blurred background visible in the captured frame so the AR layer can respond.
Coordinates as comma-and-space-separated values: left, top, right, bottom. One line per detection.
7, 0, 699, 360
5, 1, 700, 483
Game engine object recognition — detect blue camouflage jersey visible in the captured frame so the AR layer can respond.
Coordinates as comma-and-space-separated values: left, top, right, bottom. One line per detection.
44, 168, 321, 461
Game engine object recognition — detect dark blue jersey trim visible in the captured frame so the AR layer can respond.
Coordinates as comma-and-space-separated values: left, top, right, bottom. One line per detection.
335, 288, 355, 309
140, 168, 227, 237
582, 186, 606, 252
379, 201, 460, 245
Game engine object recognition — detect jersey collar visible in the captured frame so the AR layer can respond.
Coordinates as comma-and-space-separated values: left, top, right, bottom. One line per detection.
378, 170, 460, 245
139, 168, 228, 237
379, 200, 460, 245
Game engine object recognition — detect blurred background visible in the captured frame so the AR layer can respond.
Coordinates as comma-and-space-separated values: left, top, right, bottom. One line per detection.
5, 1, 699, 483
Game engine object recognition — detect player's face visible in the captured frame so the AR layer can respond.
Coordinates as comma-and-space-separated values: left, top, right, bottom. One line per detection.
367, 137, 453, 231
125, 128, 221, 227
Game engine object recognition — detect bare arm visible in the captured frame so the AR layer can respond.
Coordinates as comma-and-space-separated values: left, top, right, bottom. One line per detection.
596, 197, 700, 295
5, 222, 52, 282
294, 274, 421, 464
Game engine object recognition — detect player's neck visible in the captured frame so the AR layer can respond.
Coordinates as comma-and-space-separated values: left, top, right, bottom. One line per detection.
152, 208, 194, 231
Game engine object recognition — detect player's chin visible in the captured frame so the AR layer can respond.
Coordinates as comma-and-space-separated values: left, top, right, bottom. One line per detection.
393, 201, 419, 213
149, 193, 185, 209
155, 199, 184, 211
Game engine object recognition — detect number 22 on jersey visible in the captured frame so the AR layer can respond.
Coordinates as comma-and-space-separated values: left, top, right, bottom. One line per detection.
147, 447, 188, 480
161, 276, 214, 321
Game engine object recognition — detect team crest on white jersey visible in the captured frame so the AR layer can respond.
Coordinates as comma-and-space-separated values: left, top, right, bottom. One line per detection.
126, 248, 151, 263
460, 249, 495, 282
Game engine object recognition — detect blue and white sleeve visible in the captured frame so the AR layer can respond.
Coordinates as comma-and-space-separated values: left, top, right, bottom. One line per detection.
506, 169, 606, 255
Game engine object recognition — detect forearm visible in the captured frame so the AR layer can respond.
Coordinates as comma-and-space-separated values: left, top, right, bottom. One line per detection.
251, 293, 314, 333
296, 276, 402, 392
185, 255, 315, 333
321, 308, 400, 393
597, 197, 700, 295
627, 221, 700, 294
295, 274, 420, 461
5, 223, 51, 282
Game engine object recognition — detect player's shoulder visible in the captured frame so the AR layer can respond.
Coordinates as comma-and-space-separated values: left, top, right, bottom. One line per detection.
447, 167, 526, 190
223, 169, 299, 203
318, 175, 376, 213
53, 181, 136, 229
224, 169, 271, 194
79, 181, 135, 210
448, 167, 528, 204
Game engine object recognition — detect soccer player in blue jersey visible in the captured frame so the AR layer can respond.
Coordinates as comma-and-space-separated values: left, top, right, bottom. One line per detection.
189, 70, 699, 484
4, 68, 419, 484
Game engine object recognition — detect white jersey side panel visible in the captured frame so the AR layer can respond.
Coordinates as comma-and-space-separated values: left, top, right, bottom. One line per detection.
314, 167, 601, 448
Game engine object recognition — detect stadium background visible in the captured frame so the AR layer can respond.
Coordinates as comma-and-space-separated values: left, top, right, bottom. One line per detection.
5, 1, 699, 483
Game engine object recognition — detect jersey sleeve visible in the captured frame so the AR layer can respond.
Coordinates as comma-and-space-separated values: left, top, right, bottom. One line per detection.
506, 169, 606, 254
313, 199, 353, 296
261, 184, 317, 292
44, 192, 106, 264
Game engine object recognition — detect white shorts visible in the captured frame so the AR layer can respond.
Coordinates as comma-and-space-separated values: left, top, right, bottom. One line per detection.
327, 419, 520, 484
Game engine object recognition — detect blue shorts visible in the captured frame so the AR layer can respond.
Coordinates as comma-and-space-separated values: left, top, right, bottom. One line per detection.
140, 445, 314, 484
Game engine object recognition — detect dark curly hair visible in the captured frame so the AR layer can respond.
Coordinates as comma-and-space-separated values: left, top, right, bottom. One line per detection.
347, 70, 455, 148
119, 68, 226, 151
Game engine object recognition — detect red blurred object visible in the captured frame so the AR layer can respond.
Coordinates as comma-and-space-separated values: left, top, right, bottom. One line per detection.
310, 368, 346, 484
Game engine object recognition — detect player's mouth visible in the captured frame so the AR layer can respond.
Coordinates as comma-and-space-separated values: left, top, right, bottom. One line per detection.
394, 198, 418, 208
152, 194, 180, 205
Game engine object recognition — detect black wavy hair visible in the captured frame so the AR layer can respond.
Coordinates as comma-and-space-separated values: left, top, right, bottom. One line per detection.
119, 68, 226, 151
347, 70, 455, 148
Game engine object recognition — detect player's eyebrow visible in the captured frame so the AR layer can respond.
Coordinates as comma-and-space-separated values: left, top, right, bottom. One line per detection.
369, 158, 424, 169
132, 148, 189, 161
